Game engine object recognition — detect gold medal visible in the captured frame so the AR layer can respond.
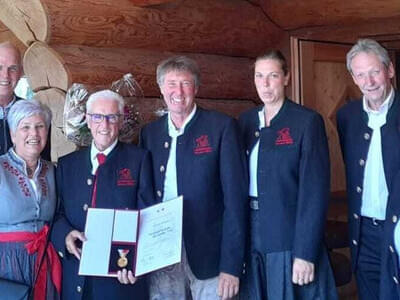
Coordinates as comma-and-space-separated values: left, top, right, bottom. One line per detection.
117, 257, 128, 268
117, 249, 130, 268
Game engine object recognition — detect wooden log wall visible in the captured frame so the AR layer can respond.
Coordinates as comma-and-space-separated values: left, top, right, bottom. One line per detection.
290, 16, 400, 46
0, 0, 289, 161
0, 21, 26, 54
260, 0, 400, 30
1, 0, 282, 56
24, 43, 258, 99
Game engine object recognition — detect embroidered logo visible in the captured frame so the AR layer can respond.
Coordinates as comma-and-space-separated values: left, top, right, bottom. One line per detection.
194, 135, 213, 155
275, 128, 294, 145
117, 168, 135, 186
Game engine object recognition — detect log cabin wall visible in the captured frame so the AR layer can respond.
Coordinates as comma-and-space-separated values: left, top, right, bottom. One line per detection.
2, 0, 400, 161
0, 0, 290, 161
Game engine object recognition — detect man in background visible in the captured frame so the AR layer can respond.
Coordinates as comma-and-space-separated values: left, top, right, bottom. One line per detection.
0, 41, 50, 159
337, 38, 400, 299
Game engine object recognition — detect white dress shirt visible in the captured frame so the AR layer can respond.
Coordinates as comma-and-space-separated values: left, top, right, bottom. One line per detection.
162, 105, 197, 202
249, 108, 265, 197
90, 139, 118, 175
361, 87, 394, 220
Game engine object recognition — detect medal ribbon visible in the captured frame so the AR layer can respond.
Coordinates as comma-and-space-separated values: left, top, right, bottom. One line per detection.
91, 153, 107, 207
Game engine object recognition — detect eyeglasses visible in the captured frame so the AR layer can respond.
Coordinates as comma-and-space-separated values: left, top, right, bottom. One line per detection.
87, 113, 121, 124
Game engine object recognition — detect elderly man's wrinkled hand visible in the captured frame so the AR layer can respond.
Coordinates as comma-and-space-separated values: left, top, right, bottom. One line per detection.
117, 269, 137, 285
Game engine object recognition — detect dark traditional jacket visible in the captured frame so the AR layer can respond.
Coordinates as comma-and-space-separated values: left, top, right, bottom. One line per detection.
51, 142, 155, 300
139, 107, 248, 279
337, 91, 400, 271
380, 170, 400, 300
238, 99, 330, 263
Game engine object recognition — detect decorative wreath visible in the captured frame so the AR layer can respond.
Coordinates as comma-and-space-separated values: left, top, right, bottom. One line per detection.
63, 74, 144, 146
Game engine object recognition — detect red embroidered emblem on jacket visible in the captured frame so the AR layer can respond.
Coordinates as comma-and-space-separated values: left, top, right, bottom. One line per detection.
275, 128, 294, 145
194, 135, 213, 154
117, 168, 135, 186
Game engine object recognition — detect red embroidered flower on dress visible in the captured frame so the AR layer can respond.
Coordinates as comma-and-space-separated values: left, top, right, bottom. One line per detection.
38, 163, 49, 197
3, 161, 31, 197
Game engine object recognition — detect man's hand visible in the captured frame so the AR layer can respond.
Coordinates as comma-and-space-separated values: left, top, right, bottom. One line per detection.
292, 257, 314, 285
117, 269, 137, 285
65, 230, 86, 260
217, 272, 239, 299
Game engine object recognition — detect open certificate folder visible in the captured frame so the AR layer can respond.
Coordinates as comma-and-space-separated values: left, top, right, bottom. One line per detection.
79, 196, 183, 277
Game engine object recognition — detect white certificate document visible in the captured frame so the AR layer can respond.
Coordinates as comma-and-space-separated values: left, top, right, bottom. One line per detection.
78, 196, 183, 277
135, 196, 183, 276
79, 208, 115, 277
79, 208, 139, 277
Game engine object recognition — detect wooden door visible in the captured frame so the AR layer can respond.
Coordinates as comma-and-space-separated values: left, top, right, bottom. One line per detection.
294, 39, 362, 193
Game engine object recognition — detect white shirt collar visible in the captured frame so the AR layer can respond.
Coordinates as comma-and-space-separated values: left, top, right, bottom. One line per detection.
363, 86, 394, 116
257, 107, 266, 129
0, 95, 17, 119
90, 139, 118, 162
9, 147, 42, 178
167, 104, 197, 138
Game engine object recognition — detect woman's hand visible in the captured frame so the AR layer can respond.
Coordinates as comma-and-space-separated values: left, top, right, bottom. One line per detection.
292, 257, 314, 285
217, 272, 240, 299
65, 230, 86, 260
117, 269, 137, 285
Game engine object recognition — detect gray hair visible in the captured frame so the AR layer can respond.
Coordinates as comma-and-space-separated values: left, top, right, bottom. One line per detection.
156, 56, 200, 88
346, 39, 391, 73
86, 90, 124, 114
7, 99, 52, 133
255, 50, 289, 75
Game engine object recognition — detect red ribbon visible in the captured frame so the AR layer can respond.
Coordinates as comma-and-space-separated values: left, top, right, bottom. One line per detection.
0, 225, 62, 300
91, 153, 107, 208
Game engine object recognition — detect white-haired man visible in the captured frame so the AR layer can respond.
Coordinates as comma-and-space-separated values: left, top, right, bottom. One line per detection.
51, 90, 155, 299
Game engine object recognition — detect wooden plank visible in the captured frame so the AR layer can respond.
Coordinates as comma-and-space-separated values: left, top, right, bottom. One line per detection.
23, 42, 258, 100
299, 40, 315, 108
1, 0, 283, 57
290, 37, 300, 103
0, 0, 47, 46
290, 16, 400, 45
261, 0, 400, 30
128, 0, 177, 6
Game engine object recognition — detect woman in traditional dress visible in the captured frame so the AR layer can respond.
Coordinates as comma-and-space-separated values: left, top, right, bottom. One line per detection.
0, 99, 61, 300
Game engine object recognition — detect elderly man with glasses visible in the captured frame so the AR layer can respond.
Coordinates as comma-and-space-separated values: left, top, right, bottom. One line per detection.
51, 89, 155, 300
